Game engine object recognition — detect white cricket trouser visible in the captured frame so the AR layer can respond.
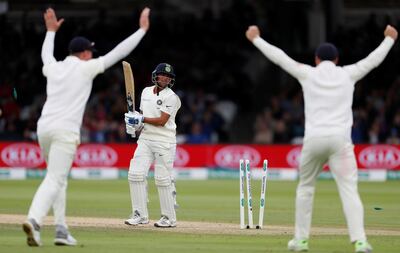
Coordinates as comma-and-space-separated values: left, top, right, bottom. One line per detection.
28, 130, 79, 227
295, 136, 366, 242
128, 138, 177, 221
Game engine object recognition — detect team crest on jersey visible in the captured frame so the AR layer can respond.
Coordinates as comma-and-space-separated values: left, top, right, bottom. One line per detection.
157, 99, 162, 105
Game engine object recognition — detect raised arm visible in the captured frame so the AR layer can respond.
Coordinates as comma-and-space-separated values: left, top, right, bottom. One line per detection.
343, 25, 397, 82
41, 8, 64, 65
102, 7, 150, 69
245, 25, 309, 80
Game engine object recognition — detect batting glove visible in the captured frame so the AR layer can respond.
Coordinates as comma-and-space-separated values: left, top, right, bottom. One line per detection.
125, 112, 144, 126
125, 124, 136, 138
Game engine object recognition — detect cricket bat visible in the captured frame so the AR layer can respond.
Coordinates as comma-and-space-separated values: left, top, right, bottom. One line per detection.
122, 61, 136, 138
122, 61, 135, 112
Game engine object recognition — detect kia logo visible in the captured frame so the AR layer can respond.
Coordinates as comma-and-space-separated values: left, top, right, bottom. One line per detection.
75, 145, 118, 166
1, 143, 44, 167
175, 147, 189, 167
215, 145, 260, 168
287, 146, 302, 168
358, 145, 400, 169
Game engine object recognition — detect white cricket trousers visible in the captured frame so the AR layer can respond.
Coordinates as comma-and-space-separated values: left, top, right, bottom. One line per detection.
128, 139, 177, 221
28, 130, 79, 227
295, 136, 366, 242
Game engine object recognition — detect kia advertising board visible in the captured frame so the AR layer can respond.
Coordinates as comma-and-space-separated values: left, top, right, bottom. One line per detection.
1, 142, 400, 171
1, 143, 44, 168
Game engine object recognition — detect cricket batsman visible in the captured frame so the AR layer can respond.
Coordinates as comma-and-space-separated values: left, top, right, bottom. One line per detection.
124, 63, 181, 228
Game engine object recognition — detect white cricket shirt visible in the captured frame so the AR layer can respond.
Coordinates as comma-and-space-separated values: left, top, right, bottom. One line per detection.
252, 36, 394, 141
37, 56, 105, 134
139, 86, 181, 143
37, 28, 146, 135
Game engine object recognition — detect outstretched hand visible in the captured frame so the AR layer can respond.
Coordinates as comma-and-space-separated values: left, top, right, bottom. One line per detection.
139, 7, 150, 31
384, 25, 398, 40
246, 25, 260, 42
43, 8, 64, 32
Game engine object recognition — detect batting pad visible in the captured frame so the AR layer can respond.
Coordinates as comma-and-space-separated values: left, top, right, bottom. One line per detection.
129, 181, 148, 218
157, 185, 176, 222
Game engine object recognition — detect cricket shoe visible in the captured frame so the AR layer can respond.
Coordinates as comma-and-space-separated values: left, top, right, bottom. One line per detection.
124, 210, 149, 226
288, 239, 309, 252
154, 215, 176, 228
355, 240, 373, 253
54, 225, 77, 246
22, 218, 42, 247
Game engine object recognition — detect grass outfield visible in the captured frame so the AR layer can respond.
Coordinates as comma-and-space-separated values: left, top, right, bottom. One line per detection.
0, 179, 399, 252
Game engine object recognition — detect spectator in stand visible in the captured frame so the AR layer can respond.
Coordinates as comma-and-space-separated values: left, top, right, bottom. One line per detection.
202, 99, 226, 142
186, 121, 209, 144
253, 113, 273, 144
387, 111, 400, 144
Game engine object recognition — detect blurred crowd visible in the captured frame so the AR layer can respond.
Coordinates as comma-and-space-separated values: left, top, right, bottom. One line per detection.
253, 77, 400, 144
253, 13, 400, 145
1, 2, 399, 144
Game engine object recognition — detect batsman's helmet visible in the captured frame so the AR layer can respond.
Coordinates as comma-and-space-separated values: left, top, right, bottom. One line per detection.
152, 63, 175, 88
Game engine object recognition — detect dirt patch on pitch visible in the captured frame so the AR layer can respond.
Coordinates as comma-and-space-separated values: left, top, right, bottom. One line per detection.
1, 214, 399, 236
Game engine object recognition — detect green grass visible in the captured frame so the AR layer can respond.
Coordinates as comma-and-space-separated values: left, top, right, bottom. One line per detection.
1, 179, 400, 252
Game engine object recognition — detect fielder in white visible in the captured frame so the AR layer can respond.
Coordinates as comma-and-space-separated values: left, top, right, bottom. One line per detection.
246, 25, 397, 253
23, 7, 150, 247
124, 63, 181, 228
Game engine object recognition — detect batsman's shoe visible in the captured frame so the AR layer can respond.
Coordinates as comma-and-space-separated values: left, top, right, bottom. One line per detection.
22, 218, 42, 247
288, 239, 309, 252
54, 225, 78, 246
355, 240, 373, 253
124, 210, 149, 226
154, 215, 177, 228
